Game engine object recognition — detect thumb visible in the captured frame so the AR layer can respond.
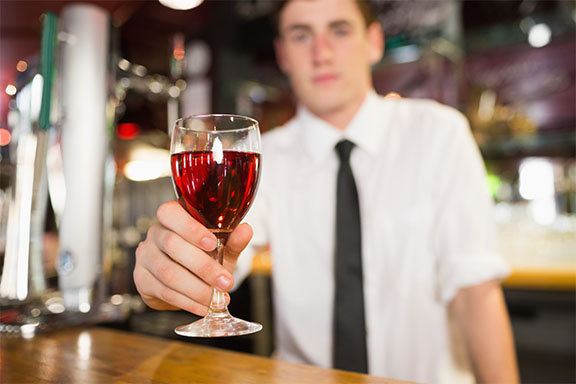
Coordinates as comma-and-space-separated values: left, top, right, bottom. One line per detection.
223, 223, 253, 273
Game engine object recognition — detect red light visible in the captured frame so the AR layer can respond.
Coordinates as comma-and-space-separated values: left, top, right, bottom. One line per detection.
0, 128, 11, 146
173, 33, 185, 61
173, 47, 185, 61
117, 123, 140, 140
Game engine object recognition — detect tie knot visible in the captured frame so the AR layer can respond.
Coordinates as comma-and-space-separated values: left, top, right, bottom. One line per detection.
335, 140, 355, 163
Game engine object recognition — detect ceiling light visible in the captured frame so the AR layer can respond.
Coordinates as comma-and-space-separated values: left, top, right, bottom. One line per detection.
16, 60, 28, 72
528, 23, 551, 48
124, 145, 171, 182
519, 158, 555, 200
5, 84, 17, 96
158, 0, 204, 11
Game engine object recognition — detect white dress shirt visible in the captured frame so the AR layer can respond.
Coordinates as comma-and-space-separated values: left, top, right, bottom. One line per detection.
237, 91, 510, 384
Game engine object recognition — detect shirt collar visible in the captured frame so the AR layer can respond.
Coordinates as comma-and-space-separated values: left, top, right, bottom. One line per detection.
297, 104, 341, 164
297, 91, 390, 163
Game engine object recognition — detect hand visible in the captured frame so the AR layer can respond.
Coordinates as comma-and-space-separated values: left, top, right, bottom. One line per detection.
133, 201, 253, 316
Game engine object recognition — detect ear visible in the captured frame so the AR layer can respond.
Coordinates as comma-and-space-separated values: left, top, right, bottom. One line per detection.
274, 38, 290, 74
367, 22, 384, 65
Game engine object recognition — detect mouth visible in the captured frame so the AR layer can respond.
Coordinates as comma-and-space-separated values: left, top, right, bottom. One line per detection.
313, 73, 338, 84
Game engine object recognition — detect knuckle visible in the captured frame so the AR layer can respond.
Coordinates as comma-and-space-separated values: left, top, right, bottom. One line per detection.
196, 260, 217, 280
146, 223, 158, 238
159, 287, 177, 304
132, 270, 145, 295
156, 263, 176, 285
160, 231, 179, 253
133, 268, 155, 299
184, 220, 204, 241
134, 241, 147, 261
132, 267, 142, 287
156, 202, 173, 224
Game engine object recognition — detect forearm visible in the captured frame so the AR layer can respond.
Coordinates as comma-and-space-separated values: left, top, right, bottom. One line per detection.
450, 280, 520, 384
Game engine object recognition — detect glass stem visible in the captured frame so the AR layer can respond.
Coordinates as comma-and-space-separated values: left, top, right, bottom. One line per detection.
207, 234, 230, 317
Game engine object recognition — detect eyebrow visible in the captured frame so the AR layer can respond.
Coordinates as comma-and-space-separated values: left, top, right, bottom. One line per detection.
282, 19, 354, 36
284, 24, 312, 35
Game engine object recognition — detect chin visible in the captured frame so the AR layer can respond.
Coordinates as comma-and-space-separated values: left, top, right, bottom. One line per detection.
312, 92, 351, 110
307, 101, 346, 119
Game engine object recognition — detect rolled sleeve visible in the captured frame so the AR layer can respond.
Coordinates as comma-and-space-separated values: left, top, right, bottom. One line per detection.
438, 251, 510, 303
432, 112, 509, 303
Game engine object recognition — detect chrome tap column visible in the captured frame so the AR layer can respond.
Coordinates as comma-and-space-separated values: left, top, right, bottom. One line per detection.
57, 4, 110, 312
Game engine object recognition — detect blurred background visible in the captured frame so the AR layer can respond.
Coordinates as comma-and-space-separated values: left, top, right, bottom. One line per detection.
0, 1, 574, 382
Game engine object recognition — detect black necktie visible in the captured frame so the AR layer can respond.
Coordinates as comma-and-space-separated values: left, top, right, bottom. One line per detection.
333, 140, 368, 373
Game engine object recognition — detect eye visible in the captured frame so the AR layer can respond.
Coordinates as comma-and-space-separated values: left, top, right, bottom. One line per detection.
289, 30, 311, 43
333, 26, 351, 37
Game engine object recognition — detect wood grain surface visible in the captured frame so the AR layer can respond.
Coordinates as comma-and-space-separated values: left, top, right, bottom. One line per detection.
1, 327, 415, 384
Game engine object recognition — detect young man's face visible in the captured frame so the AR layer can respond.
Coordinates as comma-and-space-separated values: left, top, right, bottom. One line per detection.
275, 0, 383, 120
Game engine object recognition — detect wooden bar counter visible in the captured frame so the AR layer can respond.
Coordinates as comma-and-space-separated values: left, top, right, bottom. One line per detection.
1, 327, 413, 383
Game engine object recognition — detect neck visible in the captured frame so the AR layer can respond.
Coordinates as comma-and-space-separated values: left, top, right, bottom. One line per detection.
312, 91, 370, 131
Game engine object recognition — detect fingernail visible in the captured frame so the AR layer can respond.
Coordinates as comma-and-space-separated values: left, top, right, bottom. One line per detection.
216, 276, 232, 291
201, 236, 217, 251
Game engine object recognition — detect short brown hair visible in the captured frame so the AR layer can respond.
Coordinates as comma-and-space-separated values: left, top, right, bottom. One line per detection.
271, 0, 378, 37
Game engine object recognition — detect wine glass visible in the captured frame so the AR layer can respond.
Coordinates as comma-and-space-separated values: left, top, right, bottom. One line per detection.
170, 114, 262, 337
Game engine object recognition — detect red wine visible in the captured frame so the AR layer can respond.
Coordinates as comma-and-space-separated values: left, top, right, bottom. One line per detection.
171, 150, 260, 232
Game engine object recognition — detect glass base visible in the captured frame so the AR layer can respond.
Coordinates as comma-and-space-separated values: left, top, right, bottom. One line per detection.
175, 314, 262, 337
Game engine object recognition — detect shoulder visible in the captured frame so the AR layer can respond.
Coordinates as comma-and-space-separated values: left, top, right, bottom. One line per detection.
375, 97, 472, 143
383, 96, 469, 127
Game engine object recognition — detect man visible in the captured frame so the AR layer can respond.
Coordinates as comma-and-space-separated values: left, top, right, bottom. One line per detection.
134, 0, 519, 382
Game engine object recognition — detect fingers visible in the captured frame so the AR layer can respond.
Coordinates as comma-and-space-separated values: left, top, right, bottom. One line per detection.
151, 223, 234, 292
135, 267, 231, 316
134, 233, 231, 316
134, 264, 209, 316
156, 201, 217, 252
133, 201, 251, 316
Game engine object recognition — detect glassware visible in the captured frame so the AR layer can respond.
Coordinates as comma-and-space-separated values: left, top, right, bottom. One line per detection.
170, 114, 262, 337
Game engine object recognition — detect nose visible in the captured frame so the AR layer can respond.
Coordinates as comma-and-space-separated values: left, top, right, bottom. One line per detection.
312, 34, 333, 66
